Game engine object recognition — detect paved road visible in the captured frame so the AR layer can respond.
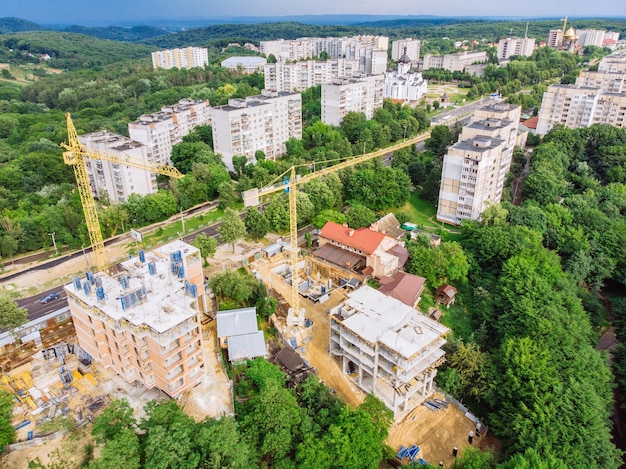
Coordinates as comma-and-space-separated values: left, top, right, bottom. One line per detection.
17, 288, 68, 322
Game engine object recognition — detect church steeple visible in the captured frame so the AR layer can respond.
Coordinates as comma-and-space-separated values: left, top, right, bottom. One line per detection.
399, 46, 411, 64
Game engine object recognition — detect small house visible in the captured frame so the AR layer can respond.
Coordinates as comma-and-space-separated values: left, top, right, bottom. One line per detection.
436, 284, 457, 307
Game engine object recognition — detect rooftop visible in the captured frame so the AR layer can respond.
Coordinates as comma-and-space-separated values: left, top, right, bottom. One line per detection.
64, 240, 202, 335
221, 56, 267, 67
320, 221, 386, 255
379, 272, 426, 307
216, 307, 259, 338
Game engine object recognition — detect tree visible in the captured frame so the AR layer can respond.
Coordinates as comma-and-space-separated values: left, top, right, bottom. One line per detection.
0, 390, 16, 447
92, 398, 136, 445
196, 417, 252, 469
243, 206, 270, 241
256, 296, 277, 319
345, 203, 376, 229
446, 341, 489, 401
210, 270, 259, 306
0, 297, 27, 340
425, 125, 454, 157
451, 446, 495, 469
217, 181, 238, 210
192, 233, 217, 266
218, 208, 246, 252
232, 155, 248, 177
312, 209, 346, 228
88, 428, 141, 469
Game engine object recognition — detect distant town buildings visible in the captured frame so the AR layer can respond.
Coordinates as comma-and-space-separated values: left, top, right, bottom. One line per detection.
209, 90, 302, 169
536, 52, 626, 135
547, 29, 564, 48
576, 29, 606, 47
264, 59, 360, 92
383, 50, 427, 104
391, 38, 421, 64
437, 101, 522, 225
66, 240, 207, 398
422, 51, 488, 75
221, 56, 267, 73
321, 74, 384, 126
497, 37, 535, 62
151, 47, 209, 70
329, 285, 449, 418
260, 36, 388, 75
128, 99, 211, 166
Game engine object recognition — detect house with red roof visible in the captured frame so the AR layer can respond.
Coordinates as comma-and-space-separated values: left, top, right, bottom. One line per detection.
316, 221, 408, 278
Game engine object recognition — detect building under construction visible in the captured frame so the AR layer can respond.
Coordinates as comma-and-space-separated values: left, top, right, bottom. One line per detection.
329, 285, 449, 418
65, 240, 207, 398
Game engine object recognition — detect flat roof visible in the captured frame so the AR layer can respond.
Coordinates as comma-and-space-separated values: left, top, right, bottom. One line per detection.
216, 307, 259, 338
453, 136, 505, 153
221, 56, 267, 66
64, 240, 201, 334
337, 285, 449, 359
228, 331, 267, 361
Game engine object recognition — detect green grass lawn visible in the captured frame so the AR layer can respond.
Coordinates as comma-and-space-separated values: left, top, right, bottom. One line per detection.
140, 209, 224, 248
440, 303, 474, 341
394, 191, 440, 230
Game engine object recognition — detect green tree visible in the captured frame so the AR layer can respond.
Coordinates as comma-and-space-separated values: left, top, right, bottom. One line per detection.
451, 446, 495, 469
0, 297, 27, 340
345, 203, 376, 229
0, 390, 16, 447
192, 233, 217, 266
92, 398, 136, 445
425, 125, 454, 157
196, 417, 252, 469
312, 209, 347, 228
218, 208, 246, 252
89, 428, 140, 469
217, 181, 238, 210
243, 206, 270, 241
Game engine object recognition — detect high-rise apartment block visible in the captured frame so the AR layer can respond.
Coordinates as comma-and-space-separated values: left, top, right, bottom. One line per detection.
548, 29, 564, 48
321, 74, 384, 126
79, 131, 156, 204
209, 90, 302, 169
576, 29, 605, 47
66, 240, 207, 398
264, 59, 360, 92
497, 37, 535, 61
329, 285, 449, 418
422, 51, 488, 72
151, 47, 209, 70
391, 38, 421, 63
536, 53, 626, 135
437, 102, 521, 225
260, 36, 389, 75
128, 99, 211, 166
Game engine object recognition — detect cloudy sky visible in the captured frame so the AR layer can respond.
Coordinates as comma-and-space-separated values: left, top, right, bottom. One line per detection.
3, 0, 623, 25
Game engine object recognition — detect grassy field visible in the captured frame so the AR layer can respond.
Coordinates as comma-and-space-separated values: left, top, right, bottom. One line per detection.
137, 209, 224, 250
426, 83, 469, 104
0, 62, 63, 85
394, 191, 440, 230
440, 303, 474, 341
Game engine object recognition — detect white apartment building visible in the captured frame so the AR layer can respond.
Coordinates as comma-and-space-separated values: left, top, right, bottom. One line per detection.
548, 29, 564, 48
79, 131, 156, 204
264, 59, 360, 92
383, 54, 427, 104
329, 285, 449, 418
577, 29, 605, 47
66, 240, 207, 398
210, 90, 302, 169
260, 36, 389, 75
536, 53, 626, 135
437, 102, 521, 225
221, 56, 267, 73
322, 74, 384, 126
151, 47, 209, 70
497, 37, 535, 62
392, 38, 421, 64
129, 99, 211, 166
422, 51, 488, 72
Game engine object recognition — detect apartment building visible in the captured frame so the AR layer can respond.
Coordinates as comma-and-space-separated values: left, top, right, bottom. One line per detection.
536, 53, 626, 135
128, 99, 211, 166
79, 131, 156, 203
151, 47, 209, 70
65, 240, 207, 398
264, 59, 360, 92
221, 56, 267, 73
322, 74, 384, 126
329, 285, 449, 418
548, 29, 564, 48
437, 102, 522, 225
383, 52, 427, 104
209, 90, 302, 169
577, 29, 605, 47
391, 38, 421, 64
497, 37, 535, 61
260, 36, 389, 75
422, 51, 488, 72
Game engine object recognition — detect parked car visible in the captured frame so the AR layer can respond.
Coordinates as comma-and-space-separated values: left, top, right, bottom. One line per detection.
40, 292, 60, 304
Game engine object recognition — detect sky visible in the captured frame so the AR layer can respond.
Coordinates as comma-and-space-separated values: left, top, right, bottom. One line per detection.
2, 0, 624, 25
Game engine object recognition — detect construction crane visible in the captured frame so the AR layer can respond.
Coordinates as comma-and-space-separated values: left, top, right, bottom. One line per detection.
61, 113, 183, 272
244, 131, 431, 326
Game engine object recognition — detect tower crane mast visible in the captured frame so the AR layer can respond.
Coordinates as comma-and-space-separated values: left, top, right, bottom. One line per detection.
62, 113, 183, 272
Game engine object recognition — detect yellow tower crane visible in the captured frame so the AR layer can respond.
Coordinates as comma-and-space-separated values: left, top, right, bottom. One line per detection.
244, 131, 431, 326
61, 113, 183, 272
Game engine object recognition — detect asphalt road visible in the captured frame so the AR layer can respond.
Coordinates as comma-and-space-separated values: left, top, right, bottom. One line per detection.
17, 288, 68, 322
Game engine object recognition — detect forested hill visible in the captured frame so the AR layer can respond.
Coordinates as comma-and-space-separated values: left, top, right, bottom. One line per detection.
60, 25, 171, 43
0, 31, 156, 69
0, 17, 45, 34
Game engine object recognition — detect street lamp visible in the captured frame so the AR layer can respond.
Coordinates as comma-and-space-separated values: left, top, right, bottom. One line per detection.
403, 125, 408, 141
49, 232, 58, 255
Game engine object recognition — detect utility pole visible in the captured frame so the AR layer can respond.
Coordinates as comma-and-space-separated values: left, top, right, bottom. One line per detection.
49, 232, 58, 255
180, 207, 185, 234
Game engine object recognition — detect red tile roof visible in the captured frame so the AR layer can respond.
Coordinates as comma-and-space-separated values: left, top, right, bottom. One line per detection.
379, 272, 426, 307
320, 221, 386, 255
522, 115, 538, 130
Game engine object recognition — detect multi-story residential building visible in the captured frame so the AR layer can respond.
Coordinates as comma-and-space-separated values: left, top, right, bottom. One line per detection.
548, 29, 564, 48
577, 29, 605, 47
264, 59, 360, 92
128, 99, 211, 166
79, 131, 156, 203
422, 51, 488, 72
260, 36, 389, 75
536, 53, 626, 135
329, 285, 449, 418
391, 38, 421, 64
65, 240, 207, 398
221, 56, 267, 73
497, 37, 535, 61
322, 74, 384, 126
151, 47, 209, 70
604, 31, 621, 48
383, 52, 428, 104
209, 90, 302, 169
437, 102, 522, 225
